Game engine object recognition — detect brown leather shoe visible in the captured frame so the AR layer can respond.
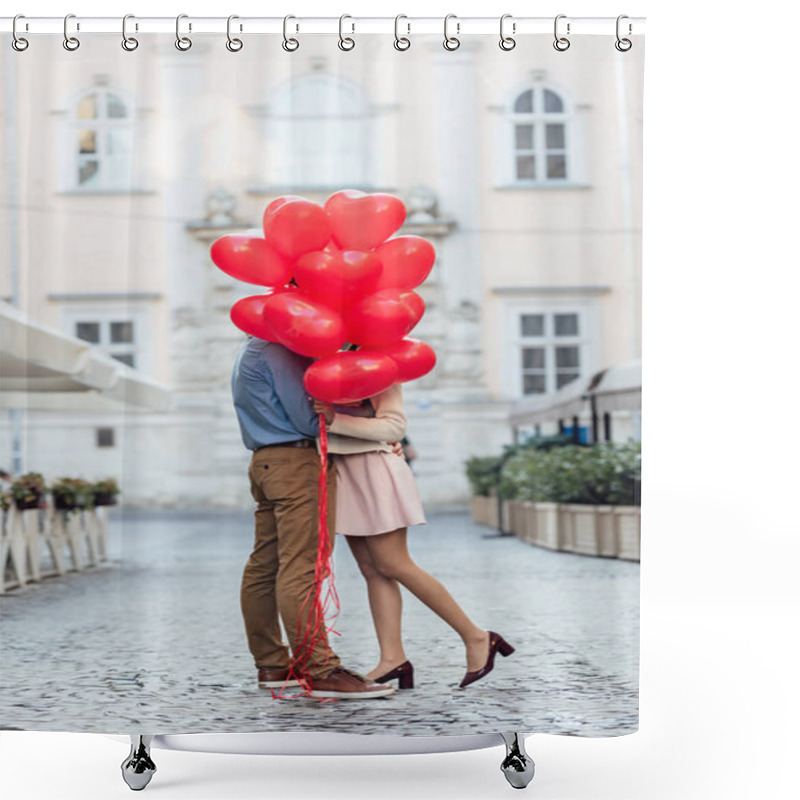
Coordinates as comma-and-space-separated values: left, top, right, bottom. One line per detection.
307, 667, 395, 699
258, 667, 301, 689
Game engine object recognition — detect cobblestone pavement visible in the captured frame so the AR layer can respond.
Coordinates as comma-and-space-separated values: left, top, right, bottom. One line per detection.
1, 510, 638, 737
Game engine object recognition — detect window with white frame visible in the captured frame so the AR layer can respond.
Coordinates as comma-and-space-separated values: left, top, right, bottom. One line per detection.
267, 75, 370, 188
71, 88, 134, 190
510, 87, 570, 183
518, 311, 583, 395
74, 318, 138, 367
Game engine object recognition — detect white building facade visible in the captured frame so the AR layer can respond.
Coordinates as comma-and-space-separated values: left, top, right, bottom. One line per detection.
0, 34, 643, 508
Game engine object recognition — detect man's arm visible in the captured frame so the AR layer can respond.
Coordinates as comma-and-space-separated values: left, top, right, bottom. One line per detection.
262, 347, 321, 439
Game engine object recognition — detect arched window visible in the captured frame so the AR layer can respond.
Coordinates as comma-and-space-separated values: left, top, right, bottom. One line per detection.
71, 89, 133, 190
510, 87, 570, 183
268, 75, 369, 188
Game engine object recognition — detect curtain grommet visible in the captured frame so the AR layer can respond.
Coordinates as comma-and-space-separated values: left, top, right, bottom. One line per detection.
553, 14, 570, 51
338, 14, 355, 51
615, 15, 633, 51
394, 14, 411, 51
282, 15, 299, 52
499, 14, 516, 51
175, 14, 192, 51
121, 14, 139, 51
12, 14, 29, 51
443, 14, 460, 51
63, 13, 80, 51
226, 15, 243, 52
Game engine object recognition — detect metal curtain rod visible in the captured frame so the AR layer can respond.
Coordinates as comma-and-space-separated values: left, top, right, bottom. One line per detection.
1, 15, 646, 36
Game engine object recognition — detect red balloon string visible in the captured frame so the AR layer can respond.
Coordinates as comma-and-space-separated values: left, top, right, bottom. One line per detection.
270, 413, 341, 701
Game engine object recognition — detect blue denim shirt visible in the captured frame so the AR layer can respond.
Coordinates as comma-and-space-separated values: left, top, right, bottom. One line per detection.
231, 337, 320, 451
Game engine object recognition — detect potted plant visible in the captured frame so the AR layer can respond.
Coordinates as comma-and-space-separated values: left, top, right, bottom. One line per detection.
10, 472, 46, 510
91, 478, 120, 507
51, 478, 93, 512
465, 455, 503, 527
492, 441, 641, 559
1, 491, 11, 512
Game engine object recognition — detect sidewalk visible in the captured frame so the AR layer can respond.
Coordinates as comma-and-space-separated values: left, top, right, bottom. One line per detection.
0, 510, 639, 737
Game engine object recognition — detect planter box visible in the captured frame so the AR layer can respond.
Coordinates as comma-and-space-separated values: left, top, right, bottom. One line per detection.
14, 496, 42, 511
54, 496, 86, 511
522, 502, 537, 544
92, 492, 118, 507
500, 500, 513, 534
467, 495, 640, 562
614, 506, 641, 561
559, 504, 597, 555
469, 496, 485, 525
596, 506, 618, 557
533, 502, 560, 550
507, 501, 528, 539
469, 495, 496, 527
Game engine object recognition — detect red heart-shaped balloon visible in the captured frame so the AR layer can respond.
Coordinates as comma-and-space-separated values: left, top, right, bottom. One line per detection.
263, 199, 332, 261
365, 338, 437, 383
374, 236, 436, 290
294, 250, 383, 311
343, 289, 416, 348
230, 289, 292, 340
398, 290, 425, 329
262, 292, 346, 358
264, 195, 307, 220
304, 351, 399, 404
325, 190, 406, 251
210, 236, 292, 287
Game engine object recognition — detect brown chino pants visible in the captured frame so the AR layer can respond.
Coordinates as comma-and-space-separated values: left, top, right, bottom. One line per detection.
240, 445, 341, 680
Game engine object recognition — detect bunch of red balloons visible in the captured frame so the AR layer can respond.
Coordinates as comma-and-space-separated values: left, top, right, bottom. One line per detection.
211, 190, 437, 404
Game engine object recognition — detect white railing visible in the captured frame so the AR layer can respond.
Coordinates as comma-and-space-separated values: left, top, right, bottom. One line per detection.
1, 504, 111, 594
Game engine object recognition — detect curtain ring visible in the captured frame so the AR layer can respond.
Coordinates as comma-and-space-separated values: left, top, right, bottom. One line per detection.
443, 14, 460, 51
338, 14, 355, 51
175, 14, 192, 51
553, 14, 570, 51
394, 14, 410, 51
12, 14, 29, 52
499, 14, 516, 51
283, 15, 299, 51
63, 13, 80, 51
226, 15, 243, 52
122, 14, 139, 51
615, 15, 633, 52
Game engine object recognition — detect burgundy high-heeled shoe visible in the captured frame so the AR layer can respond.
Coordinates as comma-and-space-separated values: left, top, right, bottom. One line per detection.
374, 660, 415, 690
459, 631, 515, 688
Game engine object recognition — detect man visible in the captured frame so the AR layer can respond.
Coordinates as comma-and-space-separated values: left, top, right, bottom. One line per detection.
232, 335, 393, 699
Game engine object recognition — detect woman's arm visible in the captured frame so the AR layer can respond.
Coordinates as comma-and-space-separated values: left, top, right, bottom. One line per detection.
327, 384, 407, 442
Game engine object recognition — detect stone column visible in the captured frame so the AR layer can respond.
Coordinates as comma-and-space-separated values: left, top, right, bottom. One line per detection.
155, 43, 224, 505
429, 40, 487, 395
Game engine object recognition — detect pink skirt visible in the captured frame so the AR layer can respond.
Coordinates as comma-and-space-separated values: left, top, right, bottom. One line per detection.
334, 450, 426, 536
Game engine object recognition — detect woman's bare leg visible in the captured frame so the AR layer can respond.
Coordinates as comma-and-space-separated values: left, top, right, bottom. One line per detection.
365, 529, 490, 673
346, 535, 408, 678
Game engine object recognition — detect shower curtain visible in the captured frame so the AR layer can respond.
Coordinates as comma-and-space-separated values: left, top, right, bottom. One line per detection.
1, 22, 643, 742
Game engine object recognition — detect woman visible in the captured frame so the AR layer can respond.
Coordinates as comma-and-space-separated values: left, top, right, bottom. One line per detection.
314, 383, 514, 689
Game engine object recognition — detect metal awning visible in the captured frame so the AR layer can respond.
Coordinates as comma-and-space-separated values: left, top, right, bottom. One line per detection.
509, 358, 641, 426
509, 374, 588, 426
0, 301, 172, 412
591, 358, 641, 415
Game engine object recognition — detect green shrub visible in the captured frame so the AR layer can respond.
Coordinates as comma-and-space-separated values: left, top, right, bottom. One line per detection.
51, 478, 94, 510
495, 440, 641, 506
464, 456, 504, 496
10, 472, 46, 505
91, 477, 119, 495
466, 435, 575, 498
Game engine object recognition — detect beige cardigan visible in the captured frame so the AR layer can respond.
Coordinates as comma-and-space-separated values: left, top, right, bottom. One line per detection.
321, 383, 407, 455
